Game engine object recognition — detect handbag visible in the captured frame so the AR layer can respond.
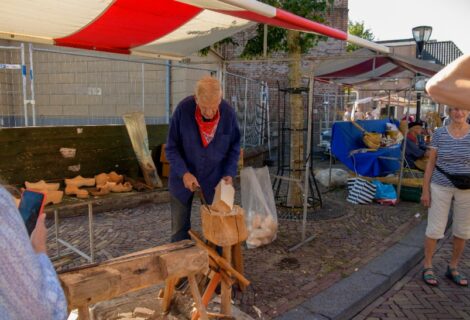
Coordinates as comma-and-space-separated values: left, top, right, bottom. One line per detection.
346, 178, 376, 204
435, 165, 470, 190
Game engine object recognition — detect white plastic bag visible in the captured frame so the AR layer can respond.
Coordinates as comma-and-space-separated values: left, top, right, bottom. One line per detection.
240, 166, 278, 248
315, 168, 349, 188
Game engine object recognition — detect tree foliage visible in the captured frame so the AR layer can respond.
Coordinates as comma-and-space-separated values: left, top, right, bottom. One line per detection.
347, 20, 374, 52
241, 0, 334, 58
199, 37, 238, 56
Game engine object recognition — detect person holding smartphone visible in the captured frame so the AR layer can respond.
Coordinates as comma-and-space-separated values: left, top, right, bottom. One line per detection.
0, 186, 67, 319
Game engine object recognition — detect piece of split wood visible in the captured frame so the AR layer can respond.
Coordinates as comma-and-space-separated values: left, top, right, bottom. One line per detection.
212, 180, 235, 213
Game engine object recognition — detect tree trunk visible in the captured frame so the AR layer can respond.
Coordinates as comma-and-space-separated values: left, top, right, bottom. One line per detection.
286, 30, 304, 207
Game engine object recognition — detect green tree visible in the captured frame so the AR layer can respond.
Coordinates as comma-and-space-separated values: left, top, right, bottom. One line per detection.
241, 0, 334, 206
347, 21, 374, 52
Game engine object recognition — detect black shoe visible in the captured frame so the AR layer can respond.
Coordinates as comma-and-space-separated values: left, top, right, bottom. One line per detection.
175, 277, 189, 291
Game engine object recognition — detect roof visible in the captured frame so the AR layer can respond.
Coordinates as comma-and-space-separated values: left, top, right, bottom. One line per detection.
422, 41, 463, 65
0, 0, 389, 59
314, 49, 442, 86
377, 39, 463, 65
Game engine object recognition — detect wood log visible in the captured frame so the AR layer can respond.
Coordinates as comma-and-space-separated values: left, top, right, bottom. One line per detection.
158, 247, 208, 279
201, 205, 248, 247
59, 240, 208, 309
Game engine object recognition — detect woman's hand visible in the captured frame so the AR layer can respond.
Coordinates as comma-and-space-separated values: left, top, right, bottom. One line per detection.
421, 189, 431, 207
31, 214, 48, 254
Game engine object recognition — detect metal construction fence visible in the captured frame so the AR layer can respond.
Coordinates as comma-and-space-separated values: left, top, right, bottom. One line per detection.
0, 43, 272, 149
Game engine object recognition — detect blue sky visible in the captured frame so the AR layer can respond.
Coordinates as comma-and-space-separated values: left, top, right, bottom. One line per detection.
348, 0, 470, 54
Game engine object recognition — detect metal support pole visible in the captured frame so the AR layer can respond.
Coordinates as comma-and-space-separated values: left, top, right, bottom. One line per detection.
88, 203, 95, 263
416, 92, 421, 121
243, 79, 248, 148
265, 83, 272, 159
397, 88, 412, 198
54, 209, 60, 257
302, 75, 314, 241
29, 44, 36, 126
387, 90, 391, 118
165, 60, 171, 123
20, 43, 28, 126
141, 63, 145, 112
222, 62, 227, 99
263, 24, 268, 58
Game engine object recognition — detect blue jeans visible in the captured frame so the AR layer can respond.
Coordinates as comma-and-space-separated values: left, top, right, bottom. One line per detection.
170, 194, 194, 242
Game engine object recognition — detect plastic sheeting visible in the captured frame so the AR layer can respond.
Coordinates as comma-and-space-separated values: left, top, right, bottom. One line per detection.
331, 119, 402, 177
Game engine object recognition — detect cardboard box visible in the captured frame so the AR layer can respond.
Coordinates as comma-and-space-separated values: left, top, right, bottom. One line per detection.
162, 163, 170, 178
160, 144, 168, 163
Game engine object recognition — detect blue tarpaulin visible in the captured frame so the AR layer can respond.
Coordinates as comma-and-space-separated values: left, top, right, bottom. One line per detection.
331, 119, 402, 177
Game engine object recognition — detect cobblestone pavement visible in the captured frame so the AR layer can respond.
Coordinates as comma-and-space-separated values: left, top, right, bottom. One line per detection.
354, 232, 470, 320
48, 187, 423, 319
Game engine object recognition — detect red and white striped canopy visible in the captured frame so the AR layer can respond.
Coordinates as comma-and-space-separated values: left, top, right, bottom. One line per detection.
0, 0, 389, 59
315, 49, 442, 86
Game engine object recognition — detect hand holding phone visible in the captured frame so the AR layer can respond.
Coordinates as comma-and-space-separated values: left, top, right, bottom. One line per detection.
31, 214, 48, 254
18, 190, 46, 236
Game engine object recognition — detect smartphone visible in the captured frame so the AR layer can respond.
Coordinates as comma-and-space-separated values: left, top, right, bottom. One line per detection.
18, 190, 46, 236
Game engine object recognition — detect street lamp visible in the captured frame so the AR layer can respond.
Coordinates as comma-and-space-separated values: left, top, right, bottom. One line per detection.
412, 26, 432, 120
412, 26, 432, 59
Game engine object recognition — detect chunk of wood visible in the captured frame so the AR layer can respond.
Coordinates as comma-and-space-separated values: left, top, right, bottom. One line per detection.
157, 246, 209, 279
212, 180, 234, 213
59, 241, 208, 309
201, 205, 248, 247
133, 307, 155, 317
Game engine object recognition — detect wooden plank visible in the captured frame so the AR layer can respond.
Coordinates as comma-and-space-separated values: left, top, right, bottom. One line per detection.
231, 242, 246, 291
191, 272, 222, 320
77, 305, 90, 320
221, 246, 232, 316
59, 241, 208, 309
161, 277, 177, 314
188, 274, 208, 320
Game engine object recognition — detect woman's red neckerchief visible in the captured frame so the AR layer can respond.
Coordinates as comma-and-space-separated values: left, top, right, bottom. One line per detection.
195, 106, 220, 147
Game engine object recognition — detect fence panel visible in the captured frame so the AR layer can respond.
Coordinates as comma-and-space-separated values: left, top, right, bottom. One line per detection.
0, 44, 26, 127
224, 72, 270, 149
31, 47, 169, 126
